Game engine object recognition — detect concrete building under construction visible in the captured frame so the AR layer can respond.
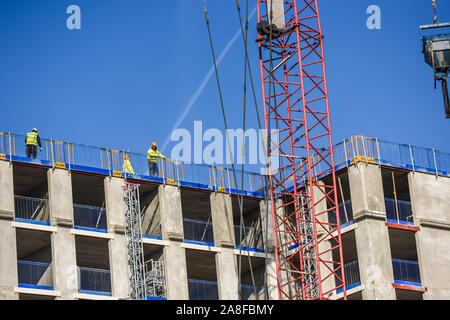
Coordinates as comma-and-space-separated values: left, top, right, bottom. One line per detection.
0, 133, 449, 300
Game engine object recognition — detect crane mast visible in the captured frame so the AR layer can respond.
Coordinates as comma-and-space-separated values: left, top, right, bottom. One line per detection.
257, 0, 347, 300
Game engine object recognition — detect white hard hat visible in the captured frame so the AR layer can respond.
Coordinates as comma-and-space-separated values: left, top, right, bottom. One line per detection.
32, 128, 38, 132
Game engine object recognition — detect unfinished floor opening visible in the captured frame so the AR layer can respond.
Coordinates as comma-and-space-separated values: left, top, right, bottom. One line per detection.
71, 173, 107, 232
75, 235, 111, 296
185, 249, 218, 300
13, 164, 49, 225
16, 228, 53, 291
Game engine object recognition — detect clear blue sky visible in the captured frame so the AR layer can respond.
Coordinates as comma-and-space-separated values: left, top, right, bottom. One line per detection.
0, 0, 448, 168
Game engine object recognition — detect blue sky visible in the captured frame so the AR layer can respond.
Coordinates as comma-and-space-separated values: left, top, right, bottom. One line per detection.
0, 0, 448, 168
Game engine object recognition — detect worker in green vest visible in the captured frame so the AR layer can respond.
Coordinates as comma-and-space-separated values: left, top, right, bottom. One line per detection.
25, 128, 42, 159
123, 154, 135, 175
147, 142, 166, 176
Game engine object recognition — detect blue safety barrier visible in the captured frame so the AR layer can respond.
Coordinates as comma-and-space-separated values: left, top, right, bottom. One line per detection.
188, 279, 219, 300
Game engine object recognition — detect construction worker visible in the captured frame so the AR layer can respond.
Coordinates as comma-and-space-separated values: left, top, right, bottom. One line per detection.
123, 154, 134, 175
147, 142, 166, 177
25, 128, 42, 159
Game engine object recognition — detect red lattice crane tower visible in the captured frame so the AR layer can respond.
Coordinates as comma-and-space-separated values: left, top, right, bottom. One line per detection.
257, 0, 347, 300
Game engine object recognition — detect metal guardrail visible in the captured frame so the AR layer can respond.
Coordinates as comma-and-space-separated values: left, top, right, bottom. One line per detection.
0, 132, 266, 195
188, 279, 219, 300
14, 195, 49, 223
3, 132, 449, 195
234, 225, 264, 250
73, 204, 107, 231
183, 218, 214, 244
78, 267, 111, 294
392, 259, 421, 284
17, 260, 53, 288
336, 260, 361, 290
385, 198, 414, 224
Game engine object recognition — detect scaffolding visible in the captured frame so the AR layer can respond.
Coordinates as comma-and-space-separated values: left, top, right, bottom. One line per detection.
123, 182, 147, 300
145, 259, 166, 299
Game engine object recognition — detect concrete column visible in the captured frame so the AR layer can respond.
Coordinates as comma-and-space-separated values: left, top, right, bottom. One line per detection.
211, 192, 235, 248
348, 163, 386, 219
48, 168, 78, 299
0, 162, 18, 299
159, 184, 188, 299
216, 249, 238, 300
348, 163, 396, 300
312, 182, 337, 298
277, 198, 294, 300
0, 161, 14, 219
409, 172, 450, 299
51, 228, 78, 299
164, 244, 189, 300
104, 177, 129, 299
48, 168, 74, 227
159, 185, 184, 241
259, 199, 278, 300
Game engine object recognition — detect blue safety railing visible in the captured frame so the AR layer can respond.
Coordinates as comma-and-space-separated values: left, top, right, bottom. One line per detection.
0, 132, 266, 198
385, 198, 414, 225
336, 260, 361, 294
188, 279, 219, 300
78, 267, 112, 296
234, 225, 264, 252
328, 200, 353, 228
240, 284, 266, 300
392, 259, 422, 286
333, 136, 450, 177
3, 132, 449, 198
17, 260, 53, 290
183, 218, 214, 246
73, 204, 107, 232
14, 195, 50, 226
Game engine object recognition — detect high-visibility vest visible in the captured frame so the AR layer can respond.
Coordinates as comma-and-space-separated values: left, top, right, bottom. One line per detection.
26, 132, 38, 146
123, 159, 134, 174
147, 148, 165, 163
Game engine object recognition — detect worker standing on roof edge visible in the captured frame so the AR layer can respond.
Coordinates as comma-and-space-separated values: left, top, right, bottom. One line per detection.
25, 128, 42, 159
147, 142, 166, 177
123, 154, 135, 175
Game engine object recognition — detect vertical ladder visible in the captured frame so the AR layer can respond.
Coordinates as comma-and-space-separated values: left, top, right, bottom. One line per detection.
123, 182, 147, 300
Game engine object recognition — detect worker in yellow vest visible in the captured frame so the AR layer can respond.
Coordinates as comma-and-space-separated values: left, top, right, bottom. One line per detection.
25, 128, 42, 159
147, 142, 166, 176
122, 155, 134, 175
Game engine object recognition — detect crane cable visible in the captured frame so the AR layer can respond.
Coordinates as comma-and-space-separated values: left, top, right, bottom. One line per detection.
432, 0, 439, 24
235, 0, 273, 300
235, 0, 258, 301
201, 0, 257, 299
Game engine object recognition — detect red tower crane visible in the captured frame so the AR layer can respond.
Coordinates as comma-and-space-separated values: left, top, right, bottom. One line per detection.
257, 0, 347, 300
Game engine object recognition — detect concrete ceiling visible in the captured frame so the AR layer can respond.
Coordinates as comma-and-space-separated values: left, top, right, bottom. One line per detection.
388, 228, 418, 260
16, 228, 52, 262
71, 173, 105, 207
381, 168, 411, 201
181, 189, 211, 221
75, 235, 110, 269
13, 164, 48, 198
185, 249, 217, 281
231, 196, 260, 225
